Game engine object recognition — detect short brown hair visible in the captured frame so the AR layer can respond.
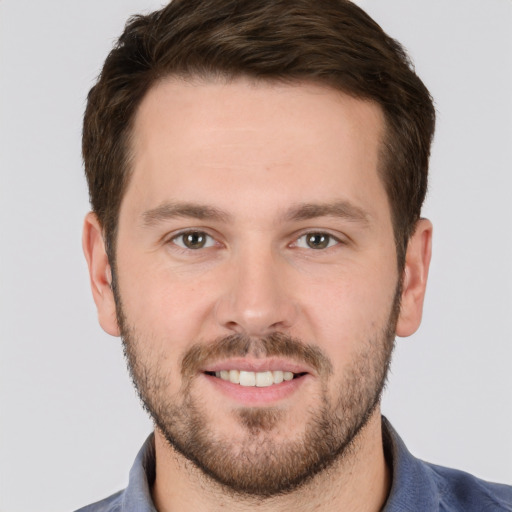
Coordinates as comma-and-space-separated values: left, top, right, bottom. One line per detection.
83, 0, 435, 268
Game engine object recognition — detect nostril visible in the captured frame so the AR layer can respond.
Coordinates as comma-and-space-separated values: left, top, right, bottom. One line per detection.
225, 321, 241, 331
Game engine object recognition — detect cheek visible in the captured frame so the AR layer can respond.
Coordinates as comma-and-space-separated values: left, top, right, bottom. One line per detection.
299, 265, 397, 356
114, 251, 210, 341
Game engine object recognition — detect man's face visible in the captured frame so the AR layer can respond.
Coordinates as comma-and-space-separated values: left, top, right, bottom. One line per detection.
107, 78, 403, 495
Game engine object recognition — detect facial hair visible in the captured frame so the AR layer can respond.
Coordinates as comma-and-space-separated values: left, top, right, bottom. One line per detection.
115, 284, 400, 498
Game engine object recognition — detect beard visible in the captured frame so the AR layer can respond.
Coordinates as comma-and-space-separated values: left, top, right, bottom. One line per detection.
115, 284, 400, 498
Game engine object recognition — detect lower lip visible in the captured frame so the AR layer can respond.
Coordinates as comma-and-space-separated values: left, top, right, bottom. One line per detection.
201, 373, 310, 405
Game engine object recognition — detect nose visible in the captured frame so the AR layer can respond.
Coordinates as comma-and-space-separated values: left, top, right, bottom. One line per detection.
214, 246, 299, 337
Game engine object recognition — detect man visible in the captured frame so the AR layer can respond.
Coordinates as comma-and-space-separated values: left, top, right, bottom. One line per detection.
78, 0, 512, 510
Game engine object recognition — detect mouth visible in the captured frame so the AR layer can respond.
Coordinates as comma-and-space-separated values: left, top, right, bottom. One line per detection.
200, 358, 313, 404
200, 357, 313, 405
204, 369, 308, 387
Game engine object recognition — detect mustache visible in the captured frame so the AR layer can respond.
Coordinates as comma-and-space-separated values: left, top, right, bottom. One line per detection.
181, 332, 333, 379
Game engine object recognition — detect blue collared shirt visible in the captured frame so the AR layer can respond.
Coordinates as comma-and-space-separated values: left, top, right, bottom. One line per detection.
76, 418, 512, 511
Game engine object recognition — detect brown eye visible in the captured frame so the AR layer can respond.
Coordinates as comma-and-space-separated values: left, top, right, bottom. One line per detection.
306, 233, 330, 249
173, 231, 214, 250
295, 232, 338, 250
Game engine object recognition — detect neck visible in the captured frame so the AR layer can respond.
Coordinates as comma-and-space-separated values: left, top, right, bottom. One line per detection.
151, 409, 390, 512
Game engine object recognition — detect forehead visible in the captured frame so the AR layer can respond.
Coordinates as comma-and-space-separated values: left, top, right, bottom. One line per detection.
124, 77, 388, 223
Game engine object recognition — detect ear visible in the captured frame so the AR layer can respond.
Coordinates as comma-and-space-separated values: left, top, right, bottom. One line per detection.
395, 218, 433, 337
82, 212, 120, 337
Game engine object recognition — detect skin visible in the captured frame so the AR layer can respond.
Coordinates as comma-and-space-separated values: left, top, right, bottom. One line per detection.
83, 78, 432, 512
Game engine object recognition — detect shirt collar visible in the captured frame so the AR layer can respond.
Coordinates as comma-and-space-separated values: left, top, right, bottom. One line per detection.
381, 416, 439, 511
121, 432, 157, 512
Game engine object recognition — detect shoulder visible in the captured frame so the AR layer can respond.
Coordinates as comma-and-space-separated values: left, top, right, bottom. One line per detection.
424, 462, 512, 511
74, 490, 124, 512
382, 417, 512, 511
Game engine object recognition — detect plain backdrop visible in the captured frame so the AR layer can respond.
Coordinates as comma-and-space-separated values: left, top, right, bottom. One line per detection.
1, 1, 511, 511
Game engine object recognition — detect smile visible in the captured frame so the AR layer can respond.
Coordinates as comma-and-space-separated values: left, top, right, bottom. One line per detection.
206, 370, 304, 387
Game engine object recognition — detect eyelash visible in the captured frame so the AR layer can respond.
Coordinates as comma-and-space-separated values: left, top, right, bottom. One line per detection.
292, 232, 341, 250
170, 231, 217, 250
167, 230, 343, 252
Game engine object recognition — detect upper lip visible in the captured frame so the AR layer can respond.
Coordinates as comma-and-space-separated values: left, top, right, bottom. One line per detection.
202, 357, 314, 375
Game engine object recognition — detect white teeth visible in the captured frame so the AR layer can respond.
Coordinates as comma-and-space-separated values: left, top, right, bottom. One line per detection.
255, 371, 273, 387
239, 371, 256, 387
214, 369, 296, 386
229, 369, 240, 384
273, 370, 284, 384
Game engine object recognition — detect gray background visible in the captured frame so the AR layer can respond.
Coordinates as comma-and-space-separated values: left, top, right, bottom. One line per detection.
1, 1, 511, 511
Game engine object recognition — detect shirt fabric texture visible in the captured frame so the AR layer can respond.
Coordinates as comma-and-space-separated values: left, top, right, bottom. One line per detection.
76, 418, 512, 511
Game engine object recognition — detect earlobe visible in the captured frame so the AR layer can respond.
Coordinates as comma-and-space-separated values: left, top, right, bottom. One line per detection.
395, 218, 433, 337
82, 212, 121, 337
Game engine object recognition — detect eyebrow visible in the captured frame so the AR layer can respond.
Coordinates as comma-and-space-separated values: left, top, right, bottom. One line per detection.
141, 199, 370, 227
283, 201, 371, 225
141, 202, 232, 226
